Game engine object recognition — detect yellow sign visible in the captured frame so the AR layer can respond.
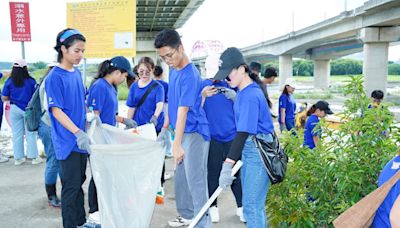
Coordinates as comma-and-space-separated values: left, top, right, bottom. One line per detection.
67, 0, 136, 58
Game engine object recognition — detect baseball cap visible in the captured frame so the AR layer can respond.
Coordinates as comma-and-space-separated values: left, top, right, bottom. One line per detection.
213, 47, 245, 81
250, 62, 261, 73
284, 78, 297, 88
205, 53, 220, 79
315, 100, 334, 115
13, 59, 27, 68
110, 56, 134, 78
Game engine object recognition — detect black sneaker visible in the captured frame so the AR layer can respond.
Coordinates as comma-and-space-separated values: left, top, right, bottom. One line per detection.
48, 195, 61, 208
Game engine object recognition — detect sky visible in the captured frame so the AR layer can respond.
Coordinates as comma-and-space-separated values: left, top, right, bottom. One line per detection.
0, 0, 399, 63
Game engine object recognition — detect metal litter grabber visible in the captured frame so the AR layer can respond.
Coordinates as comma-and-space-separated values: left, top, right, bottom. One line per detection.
188, 160, 243, 228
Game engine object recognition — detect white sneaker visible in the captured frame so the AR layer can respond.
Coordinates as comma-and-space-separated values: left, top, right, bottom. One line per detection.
209, 205, 220, 223
168, 216, 191, 227
164, 172, 172, 180
32, 157, 43, 165
14, 158, 26, 166
236, 207, 246, 223
0, 156, 9, 163
88, 211, 101, 224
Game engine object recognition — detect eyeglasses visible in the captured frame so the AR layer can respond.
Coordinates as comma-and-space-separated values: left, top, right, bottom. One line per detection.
159, 49, 177, 61
138, 70, 151, 76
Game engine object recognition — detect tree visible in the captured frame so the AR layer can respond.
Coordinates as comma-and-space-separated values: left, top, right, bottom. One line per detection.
388, 63, 400, 75
31, 61, 48, 70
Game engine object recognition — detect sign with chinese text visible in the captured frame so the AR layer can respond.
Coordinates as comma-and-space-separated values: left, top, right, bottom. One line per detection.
9, 2, 31, 42
67, 0, 136, 58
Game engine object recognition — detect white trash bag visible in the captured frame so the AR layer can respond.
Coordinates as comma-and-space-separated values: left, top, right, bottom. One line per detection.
89, 123, 164, 228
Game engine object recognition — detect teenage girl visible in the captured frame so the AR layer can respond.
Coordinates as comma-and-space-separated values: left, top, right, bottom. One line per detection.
216, 47, 275, 227
85, 56, 136, 223
45, 28, 89, 228
303, 100, 333, 149
279, 78, 297, 132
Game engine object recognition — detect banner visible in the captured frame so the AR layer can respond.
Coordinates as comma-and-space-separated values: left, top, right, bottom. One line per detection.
67, 0, 136, 58
9, 2, 31, 42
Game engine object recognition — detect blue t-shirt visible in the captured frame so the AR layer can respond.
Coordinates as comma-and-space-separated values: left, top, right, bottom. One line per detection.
279, 93, 296, 123
87, 78, 118, 126
45, 66, 87, 160
202, 79, 236, 142
126, 80, 164, 132
234, 82, 274, 135
168, 63, 210, 141
156, 79, 168, 103
303, 114, 321, 149
2, 77, 36, 111
373, 155, 400, 227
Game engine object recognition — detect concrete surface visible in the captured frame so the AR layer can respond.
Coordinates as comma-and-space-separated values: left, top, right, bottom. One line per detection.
0, 155, 246, 228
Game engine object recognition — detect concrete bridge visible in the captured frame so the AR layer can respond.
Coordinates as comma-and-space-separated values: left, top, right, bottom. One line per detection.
193, 0, 400, 94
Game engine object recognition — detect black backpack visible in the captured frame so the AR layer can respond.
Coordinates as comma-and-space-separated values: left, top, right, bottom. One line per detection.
25, 79, 45, 132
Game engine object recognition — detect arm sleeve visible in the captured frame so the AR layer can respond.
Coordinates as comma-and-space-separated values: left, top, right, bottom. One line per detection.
126, 85, 136, 108
311, 119, 321, 137
87, 85, 105, 112
155, 84, 165, 103
45, 75, 64, 110
2, 79, 10, 96
279, 94, 287, 109
227, 132, 250, 161
178, 73, 197, 107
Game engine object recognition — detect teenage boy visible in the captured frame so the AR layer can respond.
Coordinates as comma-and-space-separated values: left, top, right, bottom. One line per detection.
154, 29, 211, 228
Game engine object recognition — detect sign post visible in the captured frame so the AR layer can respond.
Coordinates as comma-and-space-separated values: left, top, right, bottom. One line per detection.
9, 2, 31, 59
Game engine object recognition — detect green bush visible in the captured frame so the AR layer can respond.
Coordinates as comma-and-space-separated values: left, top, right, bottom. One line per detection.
267, 76, 399, 226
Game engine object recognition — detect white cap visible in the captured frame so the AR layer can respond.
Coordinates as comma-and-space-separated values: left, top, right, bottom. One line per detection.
205, 53, 220, 79
284, 77, 297, 88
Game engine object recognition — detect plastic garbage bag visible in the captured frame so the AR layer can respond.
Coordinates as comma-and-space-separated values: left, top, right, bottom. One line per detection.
89, 123, 164, 228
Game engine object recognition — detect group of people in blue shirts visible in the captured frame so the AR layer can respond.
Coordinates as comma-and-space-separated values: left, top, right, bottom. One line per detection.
2, 26, 398, 228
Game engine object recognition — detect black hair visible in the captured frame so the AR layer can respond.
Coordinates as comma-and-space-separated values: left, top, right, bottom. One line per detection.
263, 67, 278, 78
10, 66, 34, 87
307, 104, 317, 116
282, 85, 290, 95
54, 28, 86, 63
250, 62, 261, 73
371, 90, 384, 100
133, 65, 138, 76
242, 64, 272, 108
154, 29, 182, 49
154, 65, 163, 77
91, 60, 122, 88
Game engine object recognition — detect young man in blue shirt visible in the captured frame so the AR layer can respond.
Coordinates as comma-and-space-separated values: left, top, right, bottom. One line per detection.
154, 29, 211, 228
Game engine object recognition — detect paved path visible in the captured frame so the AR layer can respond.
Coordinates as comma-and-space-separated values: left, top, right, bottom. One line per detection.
0, 155, 246, 228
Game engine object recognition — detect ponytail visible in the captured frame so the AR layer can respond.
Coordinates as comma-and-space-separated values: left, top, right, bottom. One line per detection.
243, 64, 272, 108
90, 60, 118, 88
307, 104, 317, 116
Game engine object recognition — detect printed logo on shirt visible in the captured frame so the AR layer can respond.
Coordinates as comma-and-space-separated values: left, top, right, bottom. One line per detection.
91, 99, 96, 106
48, 97, 54, 105
391, 161, 400, 170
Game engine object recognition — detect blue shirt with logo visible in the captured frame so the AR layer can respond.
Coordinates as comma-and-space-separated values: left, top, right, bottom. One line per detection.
156, 79, 168, 103
168, 63, 210, 141
45, 66, 87, 160
2, 77, 36, 111
234, 82, 274, 135
126, 80, 164, 132
279, 93, 296, 123
373, 155, 400, 227
87, 78, 118, 126
202, 79, 236, 142
303, 114, 321, 149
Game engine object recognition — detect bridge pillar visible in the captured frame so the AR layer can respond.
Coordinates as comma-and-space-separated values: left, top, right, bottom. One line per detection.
359, 27, 400, 95
279, 54, 293, 88
313, 59, 330, 89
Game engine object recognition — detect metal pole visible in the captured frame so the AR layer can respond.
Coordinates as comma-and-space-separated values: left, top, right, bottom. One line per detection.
21, 41, 25, 59
83, 58, 87, 86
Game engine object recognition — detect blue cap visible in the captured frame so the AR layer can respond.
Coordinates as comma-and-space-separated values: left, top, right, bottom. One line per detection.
59, 29, 82, 43
110, 56, 134, 78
